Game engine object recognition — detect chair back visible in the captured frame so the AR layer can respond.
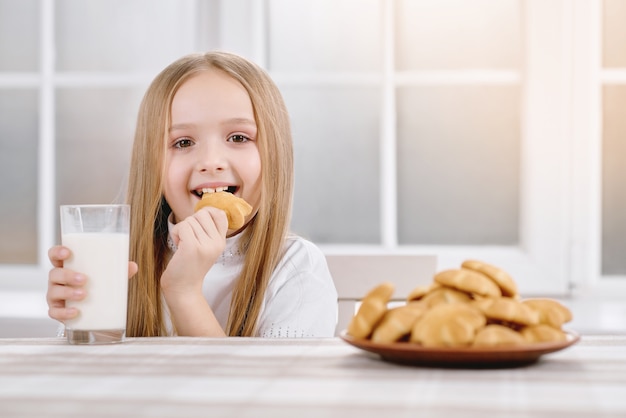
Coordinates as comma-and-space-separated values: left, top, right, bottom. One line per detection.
326, 254, 437, 336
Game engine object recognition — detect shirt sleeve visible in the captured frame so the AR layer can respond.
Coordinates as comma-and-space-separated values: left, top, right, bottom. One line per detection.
255, 237, 338, 338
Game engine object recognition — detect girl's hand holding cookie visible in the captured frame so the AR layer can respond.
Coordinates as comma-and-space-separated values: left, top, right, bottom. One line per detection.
160, 207, 229, 337
161, 207, 229, 295
164, 191, 252, 291
194, 191, 252, 230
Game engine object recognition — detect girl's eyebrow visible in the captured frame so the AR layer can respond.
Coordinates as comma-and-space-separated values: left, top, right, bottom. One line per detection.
169, 123, 194, 132
224, 117, 257, 127
169, 118, 256, 133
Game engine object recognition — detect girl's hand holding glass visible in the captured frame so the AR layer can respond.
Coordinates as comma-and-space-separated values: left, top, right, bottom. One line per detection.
46, 245, 138, 322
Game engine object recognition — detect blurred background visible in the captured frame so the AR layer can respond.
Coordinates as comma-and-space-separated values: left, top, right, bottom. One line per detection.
0, 0, 625, 331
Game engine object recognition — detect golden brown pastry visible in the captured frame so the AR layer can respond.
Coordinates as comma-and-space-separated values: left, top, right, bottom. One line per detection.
194, 191, 252, 230
420, 286, 472, 308
371, 302, 427, 343
521, 298, 573, 328
521, 324, 568, 343
471, 297, 540, 327
345, 260, 574, 348
472, 324, 526, 347
347, 282, 395, 339
461, 259, 518, 298
434, 269, 502, 298
410, 303, 486, 347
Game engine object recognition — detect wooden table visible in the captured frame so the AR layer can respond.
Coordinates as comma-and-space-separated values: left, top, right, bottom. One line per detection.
1, 335, 625, 417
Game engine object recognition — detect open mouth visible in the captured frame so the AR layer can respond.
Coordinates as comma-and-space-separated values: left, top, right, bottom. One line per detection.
193, 186, 237, 198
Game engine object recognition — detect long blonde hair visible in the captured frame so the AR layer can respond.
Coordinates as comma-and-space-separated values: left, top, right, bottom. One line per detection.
126, 51, 293, 336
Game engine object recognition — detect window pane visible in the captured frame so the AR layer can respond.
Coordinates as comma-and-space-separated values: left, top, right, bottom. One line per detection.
603, 0, 626, 68
0, 90, 38, 264
284, 86, 381, 243
395, 0, 521, 70
55, 88, 143, 211
268, 0, 382, 72
397, 86, 520, 244
0, 0, 39, 71
55, 0, 196, 72
602, 86, 626, 275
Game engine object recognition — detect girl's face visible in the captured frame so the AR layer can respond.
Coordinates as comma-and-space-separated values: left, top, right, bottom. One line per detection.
164, 69, 261, 230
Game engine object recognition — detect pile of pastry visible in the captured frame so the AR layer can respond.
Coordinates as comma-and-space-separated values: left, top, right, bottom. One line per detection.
346, 260, 573, 347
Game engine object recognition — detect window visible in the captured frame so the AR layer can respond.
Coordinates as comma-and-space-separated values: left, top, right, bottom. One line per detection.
0, 0, 623, 299
269, 0, 567, 294
602, 0, 626, 277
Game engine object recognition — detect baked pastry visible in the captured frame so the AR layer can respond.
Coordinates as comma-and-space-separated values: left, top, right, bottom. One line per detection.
521, 324, 567, 343
472, 324, 526, 347
410, 303, 486, 347
472, 297, 540, 327
345, 260, 574, 348
371, 302, 427, 343
521, 298, 573, 328
419, 286, 472, 308
461, 259, 518, 298
347, 282, 395, 339
434, 269, 502, 298
194, 191, 252, 230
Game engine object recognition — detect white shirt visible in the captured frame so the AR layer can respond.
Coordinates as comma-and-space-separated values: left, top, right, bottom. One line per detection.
165, 224, 338, 337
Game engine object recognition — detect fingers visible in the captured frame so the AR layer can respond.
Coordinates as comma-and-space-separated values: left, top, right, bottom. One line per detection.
48, 306, 79, 322
173, 208, 228, 246
185, 215, 213, 245
207, 207, 229, 235
47, 253, 86, 322
46, 274, 85, 300
48, 245, 71, 268
48, 266, 85, 288
46, 280, 84, 322
195, 207, 228, 237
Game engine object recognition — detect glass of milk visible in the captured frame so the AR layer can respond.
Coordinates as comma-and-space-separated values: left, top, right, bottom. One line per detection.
60, 204, 130, 344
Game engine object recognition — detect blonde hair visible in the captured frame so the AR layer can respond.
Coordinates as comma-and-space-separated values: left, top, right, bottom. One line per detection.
126, 51, 293, 336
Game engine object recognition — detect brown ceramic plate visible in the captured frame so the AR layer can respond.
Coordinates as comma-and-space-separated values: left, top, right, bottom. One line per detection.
340, 330, 580, 368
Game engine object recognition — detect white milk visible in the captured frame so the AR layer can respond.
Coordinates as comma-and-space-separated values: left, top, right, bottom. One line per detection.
63, 232, 129, 331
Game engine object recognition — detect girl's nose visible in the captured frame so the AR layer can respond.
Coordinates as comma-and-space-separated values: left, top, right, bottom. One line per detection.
197, 140, 228, 173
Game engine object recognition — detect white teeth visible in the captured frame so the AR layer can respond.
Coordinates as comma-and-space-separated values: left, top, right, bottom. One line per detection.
200, 187, 228, 195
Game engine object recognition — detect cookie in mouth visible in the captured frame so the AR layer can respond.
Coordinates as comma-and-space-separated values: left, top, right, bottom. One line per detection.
194, 190, 252, 230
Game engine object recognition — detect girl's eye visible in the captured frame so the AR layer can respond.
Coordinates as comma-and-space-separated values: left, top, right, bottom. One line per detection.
173, 138, 194, 148
228, 134, 249, 143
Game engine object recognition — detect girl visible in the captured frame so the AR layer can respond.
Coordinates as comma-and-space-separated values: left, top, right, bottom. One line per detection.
47, 51, 338, 338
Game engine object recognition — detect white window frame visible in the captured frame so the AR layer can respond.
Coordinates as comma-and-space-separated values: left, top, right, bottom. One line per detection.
570, 0, 626, 296
266, 0, 625, 297
1, 0, 625, 303
269, 0, 577, 296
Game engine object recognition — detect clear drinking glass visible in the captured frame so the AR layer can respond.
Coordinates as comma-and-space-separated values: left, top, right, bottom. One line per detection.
60, 204, 130, 344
